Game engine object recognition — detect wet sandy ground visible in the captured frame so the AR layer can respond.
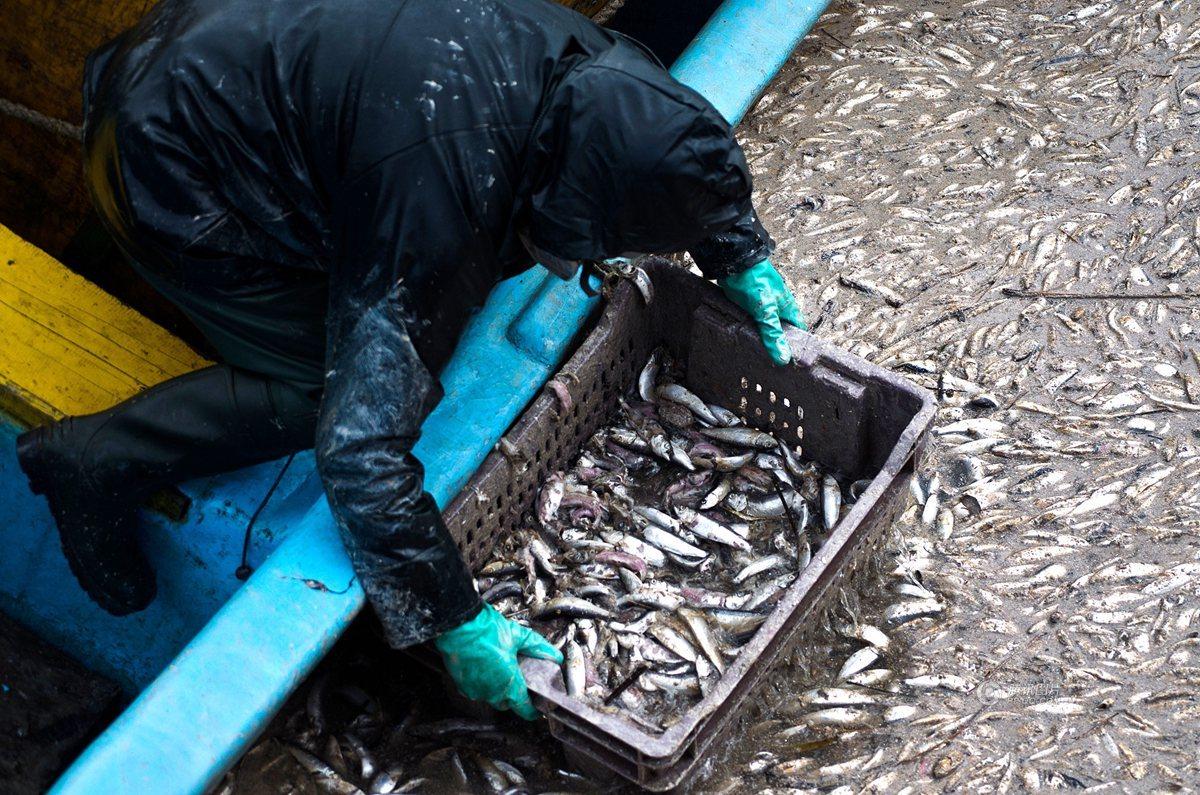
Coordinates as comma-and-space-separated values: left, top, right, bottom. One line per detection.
227, 0, 1200, 791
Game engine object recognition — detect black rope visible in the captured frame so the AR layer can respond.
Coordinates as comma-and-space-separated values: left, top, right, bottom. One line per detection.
235, 453, 296, 581
772, 479, 804, 557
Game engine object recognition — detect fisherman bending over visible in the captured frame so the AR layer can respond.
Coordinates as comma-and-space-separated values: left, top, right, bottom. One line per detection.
18, 0, 805, 717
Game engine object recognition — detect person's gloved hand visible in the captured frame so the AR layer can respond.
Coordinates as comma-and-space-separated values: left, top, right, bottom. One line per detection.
434, 603, 563, 720
718, 260, 807, 365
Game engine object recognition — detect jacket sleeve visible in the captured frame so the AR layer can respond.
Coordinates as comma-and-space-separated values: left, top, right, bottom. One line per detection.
315, 279, 483, 649
688, 205, 777, 280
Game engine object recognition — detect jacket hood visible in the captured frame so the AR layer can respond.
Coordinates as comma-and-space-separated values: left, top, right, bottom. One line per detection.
523, 43, 753, 262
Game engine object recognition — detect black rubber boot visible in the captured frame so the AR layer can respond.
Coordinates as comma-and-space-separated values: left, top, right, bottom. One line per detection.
17, 423, 157, 615
15, 365, 321, 617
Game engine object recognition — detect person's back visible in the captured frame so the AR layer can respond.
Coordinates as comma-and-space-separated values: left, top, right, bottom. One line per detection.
85, 0, 607, 324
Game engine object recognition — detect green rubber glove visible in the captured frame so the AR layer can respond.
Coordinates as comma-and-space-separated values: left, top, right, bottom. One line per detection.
434, 603, 563, 720
718, 259, 807, 365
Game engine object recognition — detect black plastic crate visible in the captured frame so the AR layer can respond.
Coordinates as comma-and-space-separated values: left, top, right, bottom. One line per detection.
441, 259, 935, 790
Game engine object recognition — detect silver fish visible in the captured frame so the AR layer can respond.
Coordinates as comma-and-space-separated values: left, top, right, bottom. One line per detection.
700, 427, 779, 450
838, 647, 880, 680
822, 474, 841, 530
641, 524, 708, 560
650, 624, 699, 662
533, 596, 614, 620
725, 490, 808, 519
700, 474, 735, 509
680, 608, 726, 673
674, 507, 753, 551
658, 383, 721, 425
734, 554, 787, 583
707, 404, 742, 426
634, 504, 682, 532
288, 748, 365, 795
564, 638, 586, 697
638, 349, 661, 402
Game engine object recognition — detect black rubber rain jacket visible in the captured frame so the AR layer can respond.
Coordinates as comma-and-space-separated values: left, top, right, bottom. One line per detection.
83, 0, 774, 647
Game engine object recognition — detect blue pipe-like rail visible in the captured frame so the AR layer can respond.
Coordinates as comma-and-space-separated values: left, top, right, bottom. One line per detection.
50, 1, 830, 791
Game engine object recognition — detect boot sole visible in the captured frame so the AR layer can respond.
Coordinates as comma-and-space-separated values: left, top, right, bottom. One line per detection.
18, 427, 156, 616
56, 524, 155, 617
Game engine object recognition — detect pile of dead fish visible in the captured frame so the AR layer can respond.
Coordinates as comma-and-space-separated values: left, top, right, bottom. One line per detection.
478, 349, 855, 730
216, 650, 603, 795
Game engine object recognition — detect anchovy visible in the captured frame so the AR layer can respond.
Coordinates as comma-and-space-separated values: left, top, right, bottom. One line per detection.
699, 427, 779, 450
742, 573, 793, 611
641, 524, 708, 560
287, 747, 366, 795
777, 442, 808, 480
822, 474, 841, 530
679, 609, 725, 673
492, 760, 526, 789
633, 504, 682, 532
658, 383, 721, 425
368, 767, 405, 795
725, 490, 808, 519
528, 536, 561, 576
650, 624, 699, 662
734, 554, 787, 583
668, 439, 696, 471
564, 638, 586, 697
606, 533, 668, 568
700, 473, 735, 509
885, 598, 944, 626
674, 507, 753, 551
705, 451, 757, 472
845, 669, 892, 688
617, 567, 643, 593
904, 673, 973, 692
643, 672, 700, 696
700, 606, 765, 634
618, 588, 684, 611
575, 582, 617, 604
799, 687, 881, 708
342, 733, 376, 781
838, 647, 881, 680
799, 708, 874, 728
532, 596, 614, 620
837, 623, 890, 650
638, 349, 661, 402
609, 428, 652, 454
706, 403, 742, 426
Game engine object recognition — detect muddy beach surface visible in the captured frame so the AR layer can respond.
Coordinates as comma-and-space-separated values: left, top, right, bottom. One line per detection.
224, 0, 1200, 791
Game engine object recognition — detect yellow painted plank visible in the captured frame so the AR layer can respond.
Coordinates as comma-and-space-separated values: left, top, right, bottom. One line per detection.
0, 224, 210, 425
1, 261, 201, 377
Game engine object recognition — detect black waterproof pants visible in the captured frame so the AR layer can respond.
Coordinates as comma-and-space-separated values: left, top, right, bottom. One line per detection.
20, 247, 328, 528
